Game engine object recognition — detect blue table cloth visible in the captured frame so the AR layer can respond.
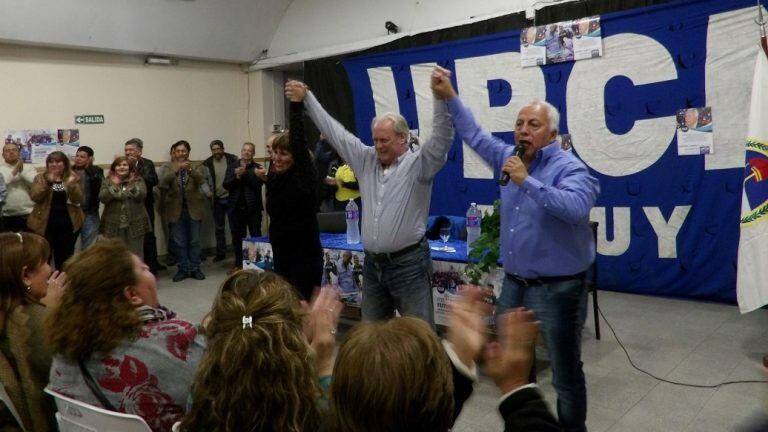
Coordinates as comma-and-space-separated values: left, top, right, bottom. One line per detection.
248, 233, 470, 263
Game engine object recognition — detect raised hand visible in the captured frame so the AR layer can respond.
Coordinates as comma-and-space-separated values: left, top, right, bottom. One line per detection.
483, 307, 540, 394
41, 270, 67, 307
304, 286, 342, 376
447, 285, 490, 367
285, 80, 309, 102
430, 66, 457, 100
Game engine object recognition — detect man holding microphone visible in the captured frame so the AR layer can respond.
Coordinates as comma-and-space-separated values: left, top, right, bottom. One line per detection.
431, 66, 599, 432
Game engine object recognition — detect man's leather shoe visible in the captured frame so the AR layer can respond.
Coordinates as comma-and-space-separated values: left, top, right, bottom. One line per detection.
172, 272, 188, 282
191, 270, 206, 280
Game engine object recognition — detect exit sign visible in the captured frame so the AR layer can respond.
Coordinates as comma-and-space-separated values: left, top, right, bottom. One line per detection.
75, 115, 105, 125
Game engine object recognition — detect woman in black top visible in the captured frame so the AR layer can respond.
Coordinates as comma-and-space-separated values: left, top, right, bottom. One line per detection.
28, 151, 84, 270
265, 91, 322, 299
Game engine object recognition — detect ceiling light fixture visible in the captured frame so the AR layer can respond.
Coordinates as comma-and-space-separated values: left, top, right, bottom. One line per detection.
145, 56, 177, 66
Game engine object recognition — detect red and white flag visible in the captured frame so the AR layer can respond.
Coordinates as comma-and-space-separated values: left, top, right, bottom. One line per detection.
737, 45, 768, 313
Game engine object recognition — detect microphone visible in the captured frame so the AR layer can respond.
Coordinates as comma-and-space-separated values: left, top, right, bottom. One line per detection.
498, 144, 527, 186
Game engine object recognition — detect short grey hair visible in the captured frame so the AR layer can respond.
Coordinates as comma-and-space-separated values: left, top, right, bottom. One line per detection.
125, 138, 144, 149
524, 100, 560, 134
371, 112, 409, 137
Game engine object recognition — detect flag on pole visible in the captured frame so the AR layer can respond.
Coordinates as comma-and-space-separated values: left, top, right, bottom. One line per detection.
737, 45, 768, 313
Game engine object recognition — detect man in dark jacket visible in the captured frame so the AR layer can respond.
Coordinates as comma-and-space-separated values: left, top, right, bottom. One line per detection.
223, 142, 264, 273
125, 137, 165, 274
202, 139, 239, 262
72, 146, 103, 249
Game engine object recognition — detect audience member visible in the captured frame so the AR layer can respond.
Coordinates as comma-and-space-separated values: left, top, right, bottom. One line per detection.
266, 86, 323, 300
46, 241, 204, 432
0, 142, 35, 232
314, 134, 340, 212
329, 288, 561, 432
432, 67, 598, 432
27, 151, 84, 270
288, 70, 453, 326
0, 232, 65, 432
331, 160, 361, 211
202, 140, 238, 262
159, 141, 208, 282
72, 146, 104, 250
223, 142, 264, 273
156, 145, 178, 266
99, 157, 151, 257
0, 173, 5, 229
125, 138, 165, 273
179, 271, 341, 432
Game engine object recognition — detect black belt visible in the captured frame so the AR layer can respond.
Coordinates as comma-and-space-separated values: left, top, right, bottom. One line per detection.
505, 272, 585, 288
365, 238, 425, 262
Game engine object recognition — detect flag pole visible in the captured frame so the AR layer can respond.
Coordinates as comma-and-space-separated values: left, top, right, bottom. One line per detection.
758, 0, 768, 57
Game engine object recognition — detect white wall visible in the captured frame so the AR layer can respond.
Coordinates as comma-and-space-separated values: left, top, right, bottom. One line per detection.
0, 0, 290, 62
261, 0, 577, 66
0, 43, 277, 252
0, 43, 258, 164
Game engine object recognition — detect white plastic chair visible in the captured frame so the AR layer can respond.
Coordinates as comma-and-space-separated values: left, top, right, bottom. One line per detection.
44, 388, 152, 432
0, 381, 26, 432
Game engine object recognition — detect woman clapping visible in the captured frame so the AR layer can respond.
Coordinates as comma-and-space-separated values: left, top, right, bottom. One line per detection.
27, 151, 84, 270
99, 156, 151, 258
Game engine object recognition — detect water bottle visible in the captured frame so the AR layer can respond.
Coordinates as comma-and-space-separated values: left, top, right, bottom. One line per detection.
346, 199, 361, 244
466, 202, 481, 248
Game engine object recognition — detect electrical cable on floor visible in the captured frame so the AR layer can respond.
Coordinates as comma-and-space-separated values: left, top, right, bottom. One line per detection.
597, 304, 768, 388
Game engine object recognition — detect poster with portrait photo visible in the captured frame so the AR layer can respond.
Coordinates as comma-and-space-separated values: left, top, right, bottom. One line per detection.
520, 25, 547, 67
572, 16, 603, 61
57, 129, 80, 158
560, 134, 573, 152
676, 107, 714, 156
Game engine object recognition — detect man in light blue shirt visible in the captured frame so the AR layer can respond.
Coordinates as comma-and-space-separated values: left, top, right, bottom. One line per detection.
432, 67, 598, 432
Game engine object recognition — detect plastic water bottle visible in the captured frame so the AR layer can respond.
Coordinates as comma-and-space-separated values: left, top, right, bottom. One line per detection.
466, 202, 481, 248
346, 199, 361, 244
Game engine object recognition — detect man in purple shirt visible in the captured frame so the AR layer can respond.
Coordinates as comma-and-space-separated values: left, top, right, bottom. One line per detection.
432, 67, 598, 432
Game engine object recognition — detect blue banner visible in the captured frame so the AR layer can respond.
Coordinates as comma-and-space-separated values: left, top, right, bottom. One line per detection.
341, 0, 766, 302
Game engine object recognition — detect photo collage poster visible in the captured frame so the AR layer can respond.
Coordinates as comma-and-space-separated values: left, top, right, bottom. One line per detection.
432, 260, 502, 329
676, 107, 714, 156
3, 129, 80, 164
521, 16, 602, 67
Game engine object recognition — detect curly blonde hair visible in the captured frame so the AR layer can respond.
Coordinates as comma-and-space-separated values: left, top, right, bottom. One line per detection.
45, 240, 141, 360
180, 271, 321, 432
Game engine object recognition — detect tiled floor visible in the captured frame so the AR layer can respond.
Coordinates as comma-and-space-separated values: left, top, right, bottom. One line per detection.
160, 259, 768, 432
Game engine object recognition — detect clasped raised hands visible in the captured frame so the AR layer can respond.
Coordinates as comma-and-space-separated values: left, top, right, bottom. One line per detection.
285, 80, 309, 102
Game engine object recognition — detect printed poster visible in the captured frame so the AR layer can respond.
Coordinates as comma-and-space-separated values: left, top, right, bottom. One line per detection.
571, 16, 603, 61
522, 16, 602, 67
4, 130, 57, 164
4, 129, 81, 164
432, 260, 502, 328
57, 129, 81, 158
520, 25, 547, 67
676, 107, 714, 155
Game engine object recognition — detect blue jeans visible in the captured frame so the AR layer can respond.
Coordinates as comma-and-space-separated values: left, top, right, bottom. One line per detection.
212, 197, 232, 257
79, 212, 100, 249
498, 275, 588, 432
362, 238, 434, 327
171, 209, 201, 273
